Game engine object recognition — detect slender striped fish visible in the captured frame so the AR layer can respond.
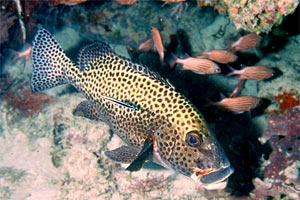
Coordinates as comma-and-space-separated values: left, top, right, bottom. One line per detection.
203, 50, 237, 64
172, 56, 221, 74
230, 33, 261, 52
152, 26, 164, 63
228, 65, 274, 80
214, 96, 260, 113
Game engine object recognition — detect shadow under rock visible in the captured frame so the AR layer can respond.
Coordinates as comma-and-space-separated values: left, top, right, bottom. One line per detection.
212, 112, 264, 196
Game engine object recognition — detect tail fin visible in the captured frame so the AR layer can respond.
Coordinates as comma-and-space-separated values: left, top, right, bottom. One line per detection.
30, 28, 75, 92
226, 64, 237, 76
169, 53, 178, 69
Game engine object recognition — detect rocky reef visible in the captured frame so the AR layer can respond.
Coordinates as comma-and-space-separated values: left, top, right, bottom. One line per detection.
224, 0, 299, 33
175, 0, 299, 33
251, 108, 300, 199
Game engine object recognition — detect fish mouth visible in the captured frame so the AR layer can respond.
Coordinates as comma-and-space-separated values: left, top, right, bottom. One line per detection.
191, 166, 234, 190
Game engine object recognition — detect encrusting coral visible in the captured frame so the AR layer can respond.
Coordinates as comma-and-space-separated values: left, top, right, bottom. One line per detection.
2, 83, 57, 117
224, 0, 299, 33
114, 0, 299, 33
251, 108, 300, 199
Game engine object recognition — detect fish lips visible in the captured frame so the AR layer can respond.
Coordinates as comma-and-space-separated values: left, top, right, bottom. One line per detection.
199, 166, 234, 185
191, 165, 234, 190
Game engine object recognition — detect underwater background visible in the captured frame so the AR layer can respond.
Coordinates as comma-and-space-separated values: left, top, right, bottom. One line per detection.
0, 0, 299, 199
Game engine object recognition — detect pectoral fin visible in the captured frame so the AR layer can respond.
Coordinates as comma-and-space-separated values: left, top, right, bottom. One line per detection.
73, 100, 103, 121
104, 146, 141, 163
126, 137, 153, 172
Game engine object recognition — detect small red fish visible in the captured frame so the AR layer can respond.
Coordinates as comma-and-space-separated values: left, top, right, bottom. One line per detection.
137, 38, 154, 52
168, 1, 187, 20
152, 27, 164, 63
172, 56, 221, 74
12, 46, 32, 64
115, 0, 138, 5
228, 66, 274, 80
230, 33, 261, 52
214, 96, 260, 113
53, 0, 87, 5
203, 50, 237, 64
229, 79, 245, 98
162, 0, 186, 3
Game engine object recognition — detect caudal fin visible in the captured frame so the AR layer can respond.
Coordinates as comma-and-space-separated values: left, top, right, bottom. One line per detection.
31, 28, 75, 92
169, 53, 178, 68
226, 65, 237, 76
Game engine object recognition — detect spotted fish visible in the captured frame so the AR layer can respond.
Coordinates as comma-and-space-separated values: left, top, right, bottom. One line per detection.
31, 28, 233, 189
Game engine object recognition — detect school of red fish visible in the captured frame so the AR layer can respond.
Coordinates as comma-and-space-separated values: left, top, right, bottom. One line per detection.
139, 27, 273, 114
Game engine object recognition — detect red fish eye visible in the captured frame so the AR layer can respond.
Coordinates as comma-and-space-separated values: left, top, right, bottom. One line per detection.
185, 131, 203, 147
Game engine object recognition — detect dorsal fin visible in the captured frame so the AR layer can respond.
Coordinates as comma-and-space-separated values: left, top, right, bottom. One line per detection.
77, 42, 113, 71
120, 56, 174, 88
77, 41, 173, 88
135, 63, 174, 88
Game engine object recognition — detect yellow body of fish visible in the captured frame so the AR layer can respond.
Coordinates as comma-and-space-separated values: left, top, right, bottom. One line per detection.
31, 28, 233, 189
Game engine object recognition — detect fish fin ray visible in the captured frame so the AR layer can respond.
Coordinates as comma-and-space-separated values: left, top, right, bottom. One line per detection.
105, 146, 141, 163
73, 100, 104, 121
31, 28, 76, 92
77, 42, 113, 71
126, 137, 153, 171
129, 62, 174, 88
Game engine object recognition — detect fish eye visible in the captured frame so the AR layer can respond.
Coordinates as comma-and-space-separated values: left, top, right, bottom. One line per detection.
215, 68, 221, 73
185, 131, 203, 147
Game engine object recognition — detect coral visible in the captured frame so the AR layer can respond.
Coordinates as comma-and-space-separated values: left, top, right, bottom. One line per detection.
197, 0, 228, 14
224, 0, 299, 33
0, 10, 17, 44
3, 83, 57, 117
251, 108, 300, 199
274, 88, 300, 112
262, 108, 300, 142
113, 0, 298, 33
252, 177, 300, 200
